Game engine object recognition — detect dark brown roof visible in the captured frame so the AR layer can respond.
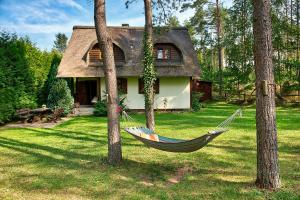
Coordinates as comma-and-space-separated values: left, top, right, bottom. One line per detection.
57, 26, 200, 78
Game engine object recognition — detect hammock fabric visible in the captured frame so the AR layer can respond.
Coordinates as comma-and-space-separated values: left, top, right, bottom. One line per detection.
123, 109, 242, 153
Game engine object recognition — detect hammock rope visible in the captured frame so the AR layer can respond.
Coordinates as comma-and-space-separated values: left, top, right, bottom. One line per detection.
122, 109, 242, 153
211, 108, 242, 132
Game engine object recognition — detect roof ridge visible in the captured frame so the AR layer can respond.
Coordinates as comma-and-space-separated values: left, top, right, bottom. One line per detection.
73, 25, 188, 31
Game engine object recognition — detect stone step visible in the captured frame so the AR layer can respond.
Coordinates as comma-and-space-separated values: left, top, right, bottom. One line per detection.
74, 107, 95, 116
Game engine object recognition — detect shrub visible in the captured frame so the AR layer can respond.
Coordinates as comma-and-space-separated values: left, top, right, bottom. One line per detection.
47, 79, 74, 115
94, 100, 107, 116
191, 92, 203, 112
0, 88, 15, 124
0, 32, 36, 124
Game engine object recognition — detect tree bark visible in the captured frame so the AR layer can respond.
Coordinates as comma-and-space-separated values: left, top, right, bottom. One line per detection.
216, 0, 224, 97
144, 0, 155, 130
296, 0, 300, 91
94, 0, 122, 165
253, 0, 280, 189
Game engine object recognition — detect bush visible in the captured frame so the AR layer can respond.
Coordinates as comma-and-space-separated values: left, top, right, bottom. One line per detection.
0, 32, 36, 124
47, 79, 74, 115
0, 88, 15, 124
191, 92, 203, 112
94, 100, 107, 116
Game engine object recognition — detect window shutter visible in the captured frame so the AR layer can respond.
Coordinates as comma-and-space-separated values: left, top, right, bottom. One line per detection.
154, 78, 159, 94
138, 78, 144, 94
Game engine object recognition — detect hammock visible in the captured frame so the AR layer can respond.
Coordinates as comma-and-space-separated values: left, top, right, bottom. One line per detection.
123, 109, 242, 153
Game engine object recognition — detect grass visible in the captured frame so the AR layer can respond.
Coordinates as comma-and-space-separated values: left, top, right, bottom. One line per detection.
0, 102, 299, 200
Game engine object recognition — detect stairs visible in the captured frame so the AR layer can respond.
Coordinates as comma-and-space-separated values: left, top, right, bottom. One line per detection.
77, 106, 94, 116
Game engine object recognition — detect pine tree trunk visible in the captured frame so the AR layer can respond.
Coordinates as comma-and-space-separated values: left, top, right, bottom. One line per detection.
297, 0, 300, 93
144, 0, 155, 131
253, 0, 280, 189
94, 0, 122, 165
216, 0, 224, 97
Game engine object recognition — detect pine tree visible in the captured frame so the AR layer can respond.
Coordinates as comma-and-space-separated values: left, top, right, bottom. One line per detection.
53, 33, 68, 53
94, 0, 122, 165
253, 0, 280, 189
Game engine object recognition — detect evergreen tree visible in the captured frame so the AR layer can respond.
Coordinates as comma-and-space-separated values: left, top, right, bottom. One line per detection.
53, 33, 68, 53
0, 32, 36, 123
94, 0, 122, 165
47, 79, 74, 115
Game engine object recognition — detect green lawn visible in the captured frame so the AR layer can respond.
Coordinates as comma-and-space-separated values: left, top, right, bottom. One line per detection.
0, 102, 299, 200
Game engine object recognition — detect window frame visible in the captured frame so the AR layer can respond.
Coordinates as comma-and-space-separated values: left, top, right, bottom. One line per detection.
156, 47, 171, 60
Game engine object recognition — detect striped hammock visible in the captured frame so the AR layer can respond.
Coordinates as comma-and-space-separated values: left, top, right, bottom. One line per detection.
124, 109, 242, 153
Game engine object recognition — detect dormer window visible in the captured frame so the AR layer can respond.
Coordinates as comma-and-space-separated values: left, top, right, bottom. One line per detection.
154, 43, 182, 62
88, 43, 125, 64
89, 43, 102, 62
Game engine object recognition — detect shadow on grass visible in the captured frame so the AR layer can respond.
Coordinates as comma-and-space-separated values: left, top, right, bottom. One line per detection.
24, 127, 141, 145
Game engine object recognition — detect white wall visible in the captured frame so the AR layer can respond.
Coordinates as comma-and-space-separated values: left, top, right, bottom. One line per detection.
100, 77, 190, 109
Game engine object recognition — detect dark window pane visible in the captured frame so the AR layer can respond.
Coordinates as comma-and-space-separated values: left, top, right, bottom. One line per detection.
138, 78, 159, 94
117, 78, 127, 94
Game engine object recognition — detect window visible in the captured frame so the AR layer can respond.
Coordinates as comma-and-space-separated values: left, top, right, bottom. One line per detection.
89, 43, 102, 62
88, 43, 125, 63
154, 43, 182, 62
156, 48, 170, 60
117, 78, 127, 94
138, 78, 159, 94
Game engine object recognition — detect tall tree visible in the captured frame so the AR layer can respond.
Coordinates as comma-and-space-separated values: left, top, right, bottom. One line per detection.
53, 33, 68, 53
216, 0, 224, 97
94, 0, 122, 164
253, 0, 280, 189
143, 0, 156, 130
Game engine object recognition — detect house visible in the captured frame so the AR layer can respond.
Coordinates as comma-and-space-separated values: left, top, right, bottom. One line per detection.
57, 25, 200, 110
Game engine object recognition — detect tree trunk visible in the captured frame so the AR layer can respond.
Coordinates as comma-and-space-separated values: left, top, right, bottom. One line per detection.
216, 0, 224, 97
94, 0, 122, 165
143, 0, 155, 130
253, 0, 280, 189
297, 0, 300, 93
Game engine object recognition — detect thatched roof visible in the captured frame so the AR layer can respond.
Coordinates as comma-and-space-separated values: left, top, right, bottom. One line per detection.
57, 26, 200, 78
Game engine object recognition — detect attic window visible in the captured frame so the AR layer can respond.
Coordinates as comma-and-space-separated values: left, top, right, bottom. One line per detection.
89, 43, 102, 62
157, 48, 170, 60
154, 43, 182, 62
88, 43, 125, 64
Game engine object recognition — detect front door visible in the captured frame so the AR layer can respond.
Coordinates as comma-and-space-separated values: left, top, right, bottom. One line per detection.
76, 80, 97, 105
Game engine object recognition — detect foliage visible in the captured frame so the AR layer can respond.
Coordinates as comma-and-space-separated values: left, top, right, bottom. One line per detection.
53, 33, 68, 53
0, 32, 36, 123
0, 31, 63, 124
165, 15, 180, 27
47, 79, 74, 115
118, 96, 128, 113
181, 0, 299, 99
94, 95, 128, 117
142, 31, 157, 106
93, 100, 107, 116
39, 52, 62, 104
0, 102, 299, 199
191, 92, 203, 111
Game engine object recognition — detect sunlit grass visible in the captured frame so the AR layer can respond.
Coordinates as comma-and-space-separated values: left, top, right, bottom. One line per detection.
0, 102, 299, 199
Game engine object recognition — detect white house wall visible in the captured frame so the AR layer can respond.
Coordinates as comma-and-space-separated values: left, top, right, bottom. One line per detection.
100, 77, 190, 109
